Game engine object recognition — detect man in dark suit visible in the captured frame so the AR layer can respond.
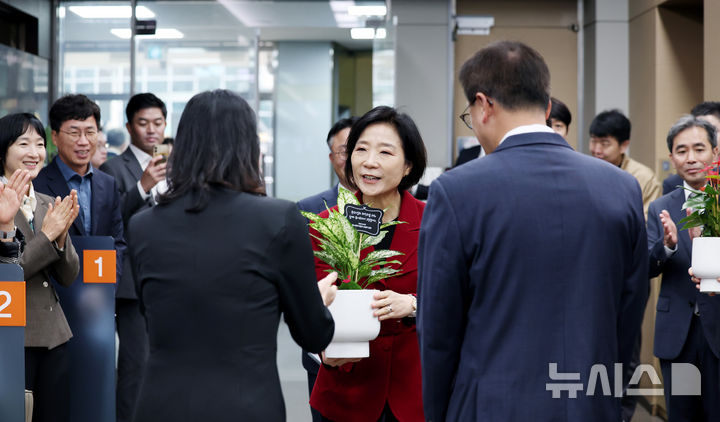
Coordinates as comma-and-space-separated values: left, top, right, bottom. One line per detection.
663, 102, 720, 195
296, 116, 355, 421
418, 41, 648, 421
99, 93, 167, 422
648, 115, 720, 422
34, 94, 126, 421
35, 94, 125, 275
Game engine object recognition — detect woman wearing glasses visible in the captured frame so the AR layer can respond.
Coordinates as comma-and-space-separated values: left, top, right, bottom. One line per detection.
0, 113, 80, 422
309, 106, 427, 422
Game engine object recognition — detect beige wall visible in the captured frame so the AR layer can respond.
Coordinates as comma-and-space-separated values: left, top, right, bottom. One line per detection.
629, 3, 702, 180
704, 0, 720, 99
354, 52, 373, 116
454, 0, 578, 159
335, 50, 373, 118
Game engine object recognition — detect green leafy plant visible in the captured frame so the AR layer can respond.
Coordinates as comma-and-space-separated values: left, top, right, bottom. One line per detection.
301, 189, 405, 290
679, 160, 720, 237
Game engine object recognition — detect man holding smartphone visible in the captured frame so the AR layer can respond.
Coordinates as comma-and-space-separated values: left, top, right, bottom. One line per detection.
100, 92, 167, 422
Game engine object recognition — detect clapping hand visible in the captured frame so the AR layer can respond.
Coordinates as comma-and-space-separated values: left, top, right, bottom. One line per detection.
41, 190, 79, 247
0, 169, 31, 230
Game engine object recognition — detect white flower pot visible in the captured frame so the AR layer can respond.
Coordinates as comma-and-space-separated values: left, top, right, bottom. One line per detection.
692, 237, 720, 293
325, 289, 381, 358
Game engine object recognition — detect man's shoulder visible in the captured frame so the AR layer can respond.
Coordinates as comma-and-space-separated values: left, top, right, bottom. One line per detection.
649, 189, 681, 211
624, 157, 658, 181
92, 167, 118, 187
99, 154, 126, 171
297, 186, 336, 213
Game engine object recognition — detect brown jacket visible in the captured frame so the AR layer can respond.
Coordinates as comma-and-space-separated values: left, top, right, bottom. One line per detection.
17, 191, 79, 349
620, 154, 662, 220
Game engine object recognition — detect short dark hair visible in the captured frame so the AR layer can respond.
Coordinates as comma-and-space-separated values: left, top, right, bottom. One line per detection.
589, 109, 631, 143
666, 114, 717, 152
158, 90, 264, 211
344, 106, 427, 193
326, 117, 358, 149
0, 113, 46, 171
49, 94, 101, 131
458, 41, 550, 111
691, 102, 720, 120
547, 97, 572, 127
126, 93, 167, 123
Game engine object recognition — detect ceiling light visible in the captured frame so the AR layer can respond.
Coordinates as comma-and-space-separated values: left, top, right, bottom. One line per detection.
329, 1, 354, 13
350, 28, 375, 40
348, 5, 387, 16
375, 28, 386, 39
69, 5, 155, 19
110, 28, 184, 40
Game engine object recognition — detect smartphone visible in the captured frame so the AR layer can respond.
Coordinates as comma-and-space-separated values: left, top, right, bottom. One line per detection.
153, 144, 171, 164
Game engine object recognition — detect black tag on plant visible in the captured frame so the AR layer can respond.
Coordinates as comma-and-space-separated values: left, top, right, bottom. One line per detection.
344, 204, 384, 236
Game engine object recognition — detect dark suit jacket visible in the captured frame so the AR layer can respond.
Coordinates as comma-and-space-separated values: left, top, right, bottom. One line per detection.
19, 191, 79, 348
453, 145, 482, 167
662, 173, 683, 195
648, 189, 720, 359
309, 190, 425, 422
128, 187, 334, 422
297, 185, 338, 215
34, 158, 126, 293
100, 148, 152, 299
418, 132, 649, 422
296, 184, 339, 374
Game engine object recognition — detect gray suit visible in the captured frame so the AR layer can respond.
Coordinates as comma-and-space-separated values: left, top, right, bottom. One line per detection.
19, 191, 79, 349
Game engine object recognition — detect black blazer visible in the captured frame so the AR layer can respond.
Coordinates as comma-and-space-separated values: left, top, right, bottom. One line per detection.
100, 148, 151, 299
128, 187, 334, 422
34, 158, 126, 295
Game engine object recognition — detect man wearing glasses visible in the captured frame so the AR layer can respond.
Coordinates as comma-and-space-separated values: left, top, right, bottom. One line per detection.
35, 93, 125, 265
418, 41, 648, 422
34, 93, 126, 416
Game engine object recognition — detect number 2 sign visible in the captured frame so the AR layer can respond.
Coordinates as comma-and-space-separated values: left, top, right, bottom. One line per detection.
84, 250, 117, 284
0, 281, 26, 326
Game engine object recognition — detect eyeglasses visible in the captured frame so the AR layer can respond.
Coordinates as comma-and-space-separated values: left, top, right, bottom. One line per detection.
331, 149, 348, 159
459, 96, 493, 130
59, 129, 98, 142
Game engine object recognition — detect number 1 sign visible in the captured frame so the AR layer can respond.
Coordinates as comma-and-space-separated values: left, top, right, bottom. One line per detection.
83, 250, 116, 284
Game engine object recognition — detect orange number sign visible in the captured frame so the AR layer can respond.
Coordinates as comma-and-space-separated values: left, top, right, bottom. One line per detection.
84, 250, 117, 284
0, 282, 26, 326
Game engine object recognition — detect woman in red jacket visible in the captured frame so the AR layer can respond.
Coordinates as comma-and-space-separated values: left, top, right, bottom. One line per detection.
309, 106, 428, 422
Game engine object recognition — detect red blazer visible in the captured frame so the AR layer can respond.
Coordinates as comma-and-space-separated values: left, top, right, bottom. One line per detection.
309, 190, 425, 422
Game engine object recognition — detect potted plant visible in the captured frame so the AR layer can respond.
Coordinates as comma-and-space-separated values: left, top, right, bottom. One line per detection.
679, 159, 720, 293
301, 189, 404, 358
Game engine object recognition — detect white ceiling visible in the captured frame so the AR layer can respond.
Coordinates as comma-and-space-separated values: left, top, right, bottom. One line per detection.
61, 0, 387, 50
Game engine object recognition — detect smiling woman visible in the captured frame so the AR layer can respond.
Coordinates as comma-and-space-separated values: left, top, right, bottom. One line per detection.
0, 112, 80, 422
310, 106, 428, 422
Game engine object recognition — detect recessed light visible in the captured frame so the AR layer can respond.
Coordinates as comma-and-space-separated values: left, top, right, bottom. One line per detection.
350, 28, 375, 40
110, 28, 184, 39
69, 5, 155, 19
348, 5, 387, 17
